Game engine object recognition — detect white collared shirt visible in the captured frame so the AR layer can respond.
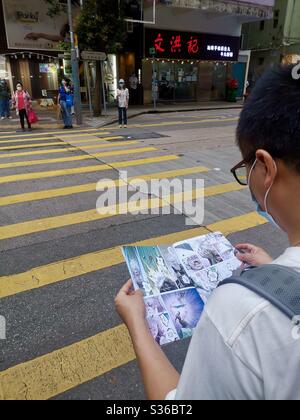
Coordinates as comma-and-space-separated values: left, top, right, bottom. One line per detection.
170, 247, 300, 400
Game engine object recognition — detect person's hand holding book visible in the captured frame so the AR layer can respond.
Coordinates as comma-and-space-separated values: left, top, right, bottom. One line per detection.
235, 244, 273, 268
115, 279, 146, 330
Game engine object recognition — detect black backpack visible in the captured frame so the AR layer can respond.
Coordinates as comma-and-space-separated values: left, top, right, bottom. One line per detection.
219, 265, 300, 320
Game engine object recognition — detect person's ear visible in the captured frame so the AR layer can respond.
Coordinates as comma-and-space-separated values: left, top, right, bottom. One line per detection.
256, 149, 277, 189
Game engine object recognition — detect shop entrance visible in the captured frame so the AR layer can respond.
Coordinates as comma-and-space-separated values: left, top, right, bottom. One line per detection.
156, 62, 198, 102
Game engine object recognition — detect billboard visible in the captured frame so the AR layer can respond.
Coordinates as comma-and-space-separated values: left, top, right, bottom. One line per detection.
2, 0, 72, 51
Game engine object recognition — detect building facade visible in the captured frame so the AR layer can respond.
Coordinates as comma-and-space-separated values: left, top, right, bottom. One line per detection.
0, 0, 75, 101
140, 0, 275, 103
0, 0, 276, 106
242, 0, 300, 82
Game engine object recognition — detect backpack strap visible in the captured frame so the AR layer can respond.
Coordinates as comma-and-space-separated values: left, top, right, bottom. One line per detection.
219, 265, 300, 320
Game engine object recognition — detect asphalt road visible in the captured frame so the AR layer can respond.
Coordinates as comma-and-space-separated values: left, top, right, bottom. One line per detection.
0, 109, 288, 400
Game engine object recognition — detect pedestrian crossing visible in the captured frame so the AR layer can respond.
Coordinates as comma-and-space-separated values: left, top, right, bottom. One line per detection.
0, 140, 136, 158
0, 155, 180, 184
0, 166, 209, 207
0, 125, 268, 400
0, 134, 118, 144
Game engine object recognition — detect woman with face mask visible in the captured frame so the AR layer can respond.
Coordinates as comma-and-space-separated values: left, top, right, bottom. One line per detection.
116, 79, 129, 128
58, 79, 73, 129
12, 82, 32, 132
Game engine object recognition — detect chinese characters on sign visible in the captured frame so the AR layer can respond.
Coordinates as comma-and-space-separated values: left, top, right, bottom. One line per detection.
154, 33, 165, 53
155, 34, 199, 56
147, 29, 240, 62
170, 35, 182, 54
207, 45, 234, 58
187, 37, 199, 55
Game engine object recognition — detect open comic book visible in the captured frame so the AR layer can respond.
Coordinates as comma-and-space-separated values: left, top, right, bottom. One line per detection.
122, 232, 241, 346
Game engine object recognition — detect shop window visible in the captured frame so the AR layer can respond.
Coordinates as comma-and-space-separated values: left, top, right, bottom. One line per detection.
156, 62, 198, 102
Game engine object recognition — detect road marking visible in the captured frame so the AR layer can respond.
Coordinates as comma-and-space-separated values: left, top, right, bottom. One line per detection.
0, 127, 106, 140
0, 136, 122, 150
0, 213, 266, 400
0, 210, 261, 300
0, 188, 205, 241
108, 117, 239, 130
0, 140, 136, 159
0, 155, 179, 184
0, 133, 117, 145
0, 147, 157, 169
0, 324, 136, 401
0, 141, 70, 151
0, 166, 210, 206
0, 182, 246, 240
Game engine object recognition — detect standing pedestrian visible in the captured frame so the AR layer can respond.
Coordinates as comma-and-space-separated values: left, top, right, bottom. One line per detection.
12, 82, 32, 132
117, 79, 129, 128
58, 78, 74, 129
0, 79, 12, 120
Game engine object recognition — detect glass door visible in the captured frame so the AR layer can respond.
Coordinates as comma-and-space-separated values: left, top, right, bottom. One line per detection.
174, 63, 198, 102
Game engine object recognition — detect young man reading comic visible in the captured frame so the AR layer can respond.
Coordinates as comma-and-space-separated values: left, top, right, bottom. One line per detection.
115, 65, 300, 400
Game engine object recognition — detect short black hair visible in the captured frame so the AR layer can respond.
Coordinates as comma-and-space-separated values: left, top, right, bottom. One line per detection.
237, 64, 300, 171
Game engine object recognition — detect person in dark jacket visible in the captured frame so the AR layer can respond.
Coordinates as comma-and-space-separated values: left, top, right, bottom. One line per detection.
0, 79, 12, 120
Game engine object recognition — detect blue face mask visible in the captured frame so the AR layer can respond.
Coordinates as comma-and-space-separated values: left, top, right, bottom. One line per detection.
248, 159, 281, 229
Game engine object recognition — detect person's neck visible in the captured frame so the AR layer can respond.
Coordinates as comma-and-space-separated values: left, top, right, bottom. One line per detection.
284, 213, 300, 246
288, 230, 300, 247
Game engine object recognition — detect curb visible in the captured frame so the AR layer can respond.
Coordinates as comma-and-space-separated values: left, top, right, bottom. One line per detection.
90, 104, 243, 128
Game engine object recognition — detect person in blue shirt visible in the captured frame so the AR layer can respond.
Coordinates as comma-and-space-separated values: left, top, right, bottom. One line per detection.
0, 79, 12, 120
58, 79, 73, 129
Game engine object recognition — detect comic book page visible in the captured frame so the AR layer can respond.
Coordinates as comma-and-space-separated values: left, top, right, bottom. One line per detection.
173, 232, 241, 294
122, 245, 205, 345
122, 232, 240, 346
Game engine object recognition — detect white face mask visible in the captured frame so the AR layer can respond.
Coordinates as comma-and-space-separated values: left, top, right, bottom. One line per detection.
248, 159, 280, 229
17, 86, 22, 91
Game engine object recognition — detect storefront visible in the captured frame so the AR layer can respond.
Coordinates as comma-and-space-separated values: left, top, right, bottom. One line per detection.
0, 0, 81, 103
143, 28, 242, 104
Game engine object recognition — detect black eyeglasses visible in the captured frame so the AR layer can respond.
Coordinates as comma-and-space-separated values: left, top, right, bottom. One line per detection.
231, 155, 256, 186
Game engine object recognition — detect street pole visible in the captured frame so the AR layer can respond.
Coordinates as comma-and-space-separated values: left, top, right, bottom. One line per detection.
100, 61, 107, 117
67, 0, 83, 125
84, 60, 93, 115
152, 58, 157, 111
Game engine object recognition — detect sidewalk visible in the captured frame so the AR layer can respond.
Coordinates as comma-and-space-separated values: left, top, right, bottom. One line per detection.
0, 101, 243, 132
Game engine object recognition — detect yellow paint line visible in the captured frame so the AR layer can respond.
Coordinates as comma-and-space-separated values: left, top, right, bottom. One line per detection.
0, 155, 179, 184
0, 182, 246, 240
0, 166, 209, 207
204, 182, 245, 197
0, 140, 134, 159
0, 324, 136, 401
0, 133, 114, 145
0, 189, 205, 241
0, 141, 69, 151
0, 127, 105, 139
134, 117, 239, 128
0, 136, 122, 150
0, 146, 156, 169
0, 212, 265, 300
108, 117, 239, 130
65, 136, 124, 144
0, 213, 266, 401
